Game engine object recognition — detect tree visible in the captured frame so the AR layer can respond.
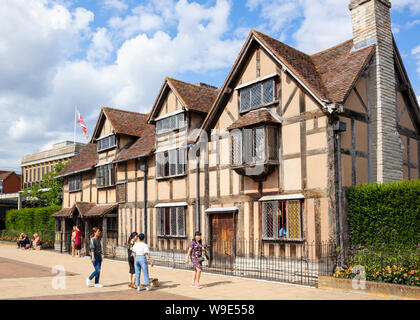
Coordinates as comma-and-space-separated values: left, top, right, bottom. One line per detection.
23, 161, 68, 207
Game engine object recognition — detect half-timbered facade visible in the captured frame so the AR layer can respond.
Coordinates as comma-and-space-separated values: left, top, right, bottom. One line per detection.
53, 0, 420, 262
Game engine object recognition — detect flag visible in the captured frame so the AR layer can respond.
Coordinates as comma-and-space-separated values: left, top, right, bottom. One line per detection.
77, 109, 88, 136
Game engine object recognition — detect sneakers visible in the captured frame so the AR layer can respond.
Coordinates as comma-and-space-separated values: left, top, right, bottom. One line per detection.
146, 286, 152, 291
191, 283, 196, 287
195, 284, 202, 289
137, 285, 141, 292
86, 278, 90, 287
94, 283, 103, 288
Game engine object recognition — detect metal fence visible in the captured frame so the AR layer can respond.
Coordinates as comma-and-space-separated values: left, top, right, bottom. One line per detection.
105, 237, 337, 287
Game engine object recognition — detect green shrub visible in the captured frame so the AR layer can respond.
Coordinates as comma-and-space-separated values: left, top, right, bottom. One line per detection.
347, 180, 420, 249
5, 205, 60, 233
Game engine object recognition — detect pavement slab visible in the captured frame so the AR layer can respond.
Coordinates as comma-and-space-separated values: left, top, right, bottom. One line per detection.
0, 244, 391, 300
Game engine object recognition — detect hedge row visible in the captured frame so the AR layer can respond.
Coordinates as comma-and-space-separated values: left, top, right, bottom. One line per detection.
347, 180, 420, 249
5, 206, 60, 233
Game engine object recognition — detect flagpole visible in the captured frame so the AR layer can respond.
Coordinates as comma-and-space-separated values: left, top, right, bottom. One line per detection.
74, 106, 77, 144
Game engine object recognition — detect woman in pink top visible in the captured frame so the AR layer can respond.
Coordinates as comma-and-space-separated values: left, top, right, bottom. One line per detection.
74, 226, 82, 257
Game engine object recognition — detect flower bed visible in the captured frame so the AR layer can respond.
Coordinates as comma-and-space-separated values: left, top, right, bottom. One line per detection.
334, 244, 420, 286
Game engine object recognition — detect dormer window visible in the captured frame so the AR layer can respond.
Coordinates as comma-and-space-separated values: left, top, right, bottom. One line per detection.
156, 112, 185, 134
238, 77, 275, 113
97, 134, 116, 152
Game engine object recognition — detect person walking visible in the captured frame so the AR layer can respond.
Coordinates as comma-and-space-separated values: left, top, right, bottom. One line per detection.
86, 227, 103, 288
127, 232, 138, 288
74, 226, 82, 257
132, 233, 153, 292
71, 226, 76, 256
185, 231, 207, 289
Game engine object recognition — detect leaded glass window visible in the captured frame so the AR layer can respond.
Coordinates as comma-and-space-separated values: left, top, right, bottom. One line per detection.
156, 207, 186, 237
240, 79, 275, 112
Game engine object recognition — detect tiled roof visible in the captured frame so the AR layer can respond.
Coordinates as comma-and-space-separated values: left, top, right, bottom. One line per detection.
311, 39, 375, 103
167, 78, 220, 114
83, 203, 118, 217
56, 143, 98, 177
51, 207, 72, 218
102, 107, 149, 137
227, 109, 282, 130
253, 30, 375, 103
114, 123, 156, 162
51, 203, 118, 218
75, 202, 96, 216
252, 30, 329, 101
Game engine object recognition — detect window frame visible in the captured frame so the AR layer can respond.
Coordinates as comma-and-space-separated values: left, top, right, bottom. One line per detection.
239, 78, 276, 113
156, 147, 187, 179
156, 206, 186, 238
230, 126, 279, 167
97, 134, 117, 152
156, 112, 185, 135
261, 199, 304, 241
68, 175, 81, 193
96, 163, 115, 188
0, 181, 3, 194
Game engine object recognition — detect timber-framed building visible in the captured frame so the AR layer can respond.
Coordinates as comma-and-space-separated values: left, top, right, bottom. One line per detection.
53, 0, 420, 264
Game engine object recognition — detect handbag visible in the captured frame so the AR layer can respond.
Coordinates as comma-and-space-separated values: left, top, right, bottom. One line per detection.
197, 256, 205, 263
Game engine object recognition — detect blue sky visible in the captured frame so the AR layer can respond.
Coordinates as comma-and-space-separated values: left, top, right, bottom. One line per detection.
0, 0, 420, 172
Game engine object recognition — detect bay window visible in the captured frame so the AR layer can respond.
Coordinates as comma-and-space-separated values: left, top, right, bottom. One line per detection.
230, 126, 278, 166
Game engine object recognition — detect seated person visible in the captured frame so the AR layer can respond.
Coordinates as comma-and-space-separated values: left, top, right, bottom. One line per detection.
17, 233, 25, 248
279, 226, 287, 237
32, 233, 41, 249
22, 234, 31, 249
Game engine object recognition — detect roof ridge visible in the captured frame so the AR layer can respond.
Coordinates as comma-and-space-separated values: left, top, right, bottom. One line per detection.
167, 77, 218, 92
251, 29, 311, 58
102, 106, 149, 116
311, 39, 354, 57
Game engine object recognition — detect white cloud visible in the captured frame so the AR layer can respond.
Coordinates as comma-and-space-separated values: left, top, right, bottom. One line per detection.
393, 0, 420, 13
103, 0, 128, 12
412, 45, 420, 80
87, 27, 114, 63
0, 0, 244, 170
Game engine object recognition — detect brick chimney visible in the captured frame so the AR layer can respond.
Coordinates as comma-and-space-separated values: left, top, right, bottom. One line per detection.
349, 0, 403, 183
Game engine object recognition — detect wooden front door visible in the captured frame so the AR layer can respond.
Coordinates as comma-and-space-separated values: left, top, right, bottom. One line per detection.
209, 212, 234, 269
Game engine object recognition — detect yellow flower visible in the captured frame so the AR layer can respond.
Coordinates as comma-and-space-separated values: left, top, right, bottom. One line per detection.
409, 270, 415, 275
393, 265, 398, 270
346, 270, 350, 275
376, 271, 380, 276
415, 277, 419, 281
348, 266, 353, 272
404, 274, 407, 278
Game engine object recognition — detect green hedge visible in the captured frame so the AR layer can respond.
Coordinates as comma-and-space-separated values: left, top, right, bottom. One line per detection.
347, 180, 420, 249
5, 205, 60, 233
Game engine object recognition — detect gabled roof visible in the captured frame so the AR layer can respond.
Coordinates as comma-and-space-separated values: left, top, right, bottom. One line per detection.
148, 77, 219, 122
227, 109, 281, 130
311, 39, 375, 103
91, 107, 149, 140
51, 203, 118, 218
0, 171, 13, 181
198, 30, 376, 137
114, 123, 156, 163
56, 143, 98, 178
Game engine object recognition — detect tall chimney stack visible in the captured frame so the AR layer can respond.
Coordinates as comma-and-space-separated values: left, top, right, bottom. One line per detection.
349, 0, 403, 183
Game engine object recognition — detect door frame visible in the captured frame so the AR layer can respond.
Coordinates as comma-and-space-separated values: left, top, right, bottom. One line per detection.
206, 209, 238, 268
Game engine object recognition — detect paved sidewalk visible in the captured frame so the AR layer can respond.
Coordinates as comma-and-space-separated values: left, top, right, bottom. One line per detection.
0, 244, 390, 300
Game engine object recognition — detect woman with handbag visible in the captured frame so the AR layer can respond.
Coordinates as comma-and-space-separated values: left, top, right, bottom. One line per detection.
127, 232, 138, 288
185, 231, 207, 289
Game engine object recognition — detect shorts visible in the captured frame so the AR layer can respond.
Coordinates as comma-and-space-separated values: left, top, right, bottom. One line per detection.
75, 244, 81, 250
